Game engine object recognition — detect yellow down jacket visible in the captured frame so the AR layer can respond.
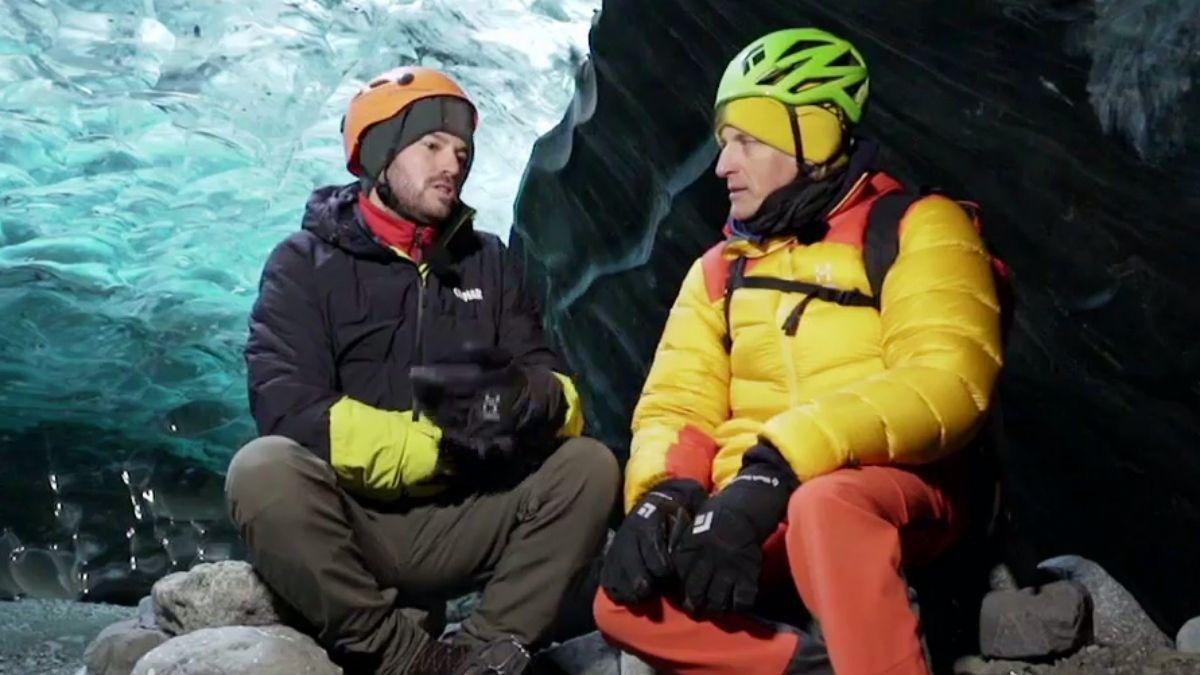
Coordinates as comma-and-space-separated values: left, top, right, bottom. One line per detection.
624, 171, 1003, 511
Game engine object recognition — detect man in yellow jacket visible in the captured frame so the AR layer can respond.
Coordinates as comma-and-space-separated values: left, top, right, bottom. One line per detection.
594, 28, 1003, 675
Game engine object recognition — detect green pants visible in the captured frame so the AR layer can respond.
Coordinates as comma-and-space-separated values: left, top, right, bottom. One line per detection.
225, 435, 619, 674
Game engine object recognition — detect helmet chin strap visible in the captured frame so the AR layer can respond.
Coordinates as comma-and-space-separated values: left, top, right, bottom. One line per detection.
785, 104, 851, 182
374, 174, 409, 219
786, 105, 808, 177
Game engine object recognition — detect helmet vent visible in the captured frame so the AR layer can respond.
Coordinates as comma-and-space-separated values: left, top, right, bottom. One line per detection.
757, 70, 786, 86
789, 76, 833, 94
742, 47, 767, 74
778, 39, 827, 62
829, 51, 858, 68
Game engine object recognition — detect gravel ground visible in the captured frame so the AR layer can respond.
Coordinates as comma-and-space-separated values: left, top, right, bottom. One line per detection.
956, 643, 1200, 675
2, 598, 1197, 675
0, 599, 135, 675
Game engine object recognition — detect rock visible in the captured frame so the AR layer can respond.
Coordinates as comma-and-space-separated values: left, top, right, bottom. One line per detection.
538, 632, 619, 674
952, 654, 1045, 675
953, 655, 989, 675
979, 580, 1092, 660
1177, 616, 1200, 653
130, 625, 340, 675
989, 563, 1019, 592
1039, 643, 1200, 675
83, 618, 169, 675
135, 595, 157, 631
1037, 555, 1171, 649
619, 652, 656, 675
152, 561, 286, 636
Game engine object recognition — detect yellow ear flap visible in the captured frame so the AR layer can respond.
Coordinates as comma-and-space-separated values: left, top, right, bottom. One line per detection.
795, 105, 845, 165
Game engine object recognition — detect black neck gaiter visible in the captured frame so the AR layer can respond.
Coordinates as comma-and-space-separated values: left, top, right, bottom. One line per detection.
731, 137, 881, 245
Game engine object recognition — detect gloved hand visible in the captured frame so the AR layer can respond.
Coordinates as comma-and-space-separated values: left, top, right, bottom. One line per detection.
600, 478, 708, 605
671, 442, 798, 614
411, 343, 530, 469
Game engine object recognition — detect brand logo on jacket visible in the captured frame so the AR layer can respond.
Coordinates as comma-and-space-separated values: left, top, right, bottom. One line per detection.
692, 512, 714, 534
454, 288, 483, 302
481, 392, 501, 421
814, 263, 834, 287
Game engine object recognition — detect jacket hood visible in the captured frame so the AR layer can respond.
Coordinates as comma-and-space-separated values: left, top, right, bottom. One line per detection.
301, 183, 394, 262
301, 182, 477, 264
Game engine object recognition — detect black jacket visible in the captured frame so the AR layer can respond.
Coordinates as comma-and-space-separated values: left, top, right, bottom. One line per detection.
244, 183, 579, 498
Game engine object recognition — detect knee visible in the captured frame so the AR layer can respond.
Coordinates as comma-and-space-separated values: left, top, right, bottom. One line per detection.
542, 436, 621, 512
225, 436, 326, 518
786, 470, 870, 527
593, 588, 637, 646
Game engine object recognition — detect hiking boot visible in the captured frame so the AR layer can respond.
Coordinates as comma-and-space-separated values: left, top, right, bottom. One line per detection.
456, 636, 531, 675
406, 637, 472, 675
406, 635, 531, 675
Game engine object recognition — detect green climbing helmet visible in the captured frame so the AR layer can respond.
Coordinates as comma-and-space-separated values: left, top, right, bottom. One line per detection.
715, 27, 870, 124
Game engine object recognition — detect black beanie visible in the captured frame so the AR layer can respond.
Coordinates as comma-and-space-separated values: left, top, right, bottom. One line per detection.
358, 95, 475, 185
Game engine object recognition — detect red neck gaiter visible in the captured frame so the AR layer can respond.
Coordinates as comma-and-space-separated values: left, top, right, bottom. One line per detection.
357, 192, 436, 262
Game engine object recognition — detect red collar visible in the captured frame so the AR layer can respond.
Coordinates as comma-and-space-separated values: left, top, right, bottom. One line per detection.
357, 192, 436, 262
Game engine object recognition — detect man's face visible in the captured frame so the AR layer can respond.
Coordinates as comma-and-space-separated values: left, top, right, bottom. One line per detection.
380, 131, 469, 224
715, 126, 799, 221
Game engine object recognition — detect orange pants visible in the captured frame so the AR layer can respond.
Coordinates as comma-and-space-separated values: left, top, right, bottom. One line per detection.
595, 462, 969, 675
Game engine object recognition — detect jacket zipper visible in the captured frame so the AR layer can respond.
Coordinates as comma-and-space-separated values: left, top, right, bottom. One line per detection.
407, 211, 472, 421
412, 269, 427, 421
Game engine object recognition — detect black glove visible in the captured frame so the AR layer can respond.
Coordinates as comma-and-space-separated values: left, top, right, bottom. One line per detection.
671, 442, 798, 614
600, 478, 708, 605
411, 344, 530, 469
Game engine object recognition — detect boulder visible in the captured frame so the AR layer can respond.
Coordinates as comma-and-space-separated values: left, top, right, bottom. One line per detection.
130, 625, 340, 675
152, 561, 286, 636
1176, 615, 1200, 653
83, 618, 169, 675
1038, 555, 1171, 649
979, 581, 1092, 660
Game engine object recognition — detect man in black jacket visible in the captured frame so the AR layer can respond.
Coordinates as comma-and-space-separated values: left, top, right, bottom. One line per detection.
224, 66, 619, 675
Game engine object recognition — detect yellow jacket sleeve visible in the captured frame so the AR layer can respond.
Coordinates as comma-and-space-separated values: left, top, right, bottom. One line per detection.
328, 397, 443, 500
626, 258, 730, 511
760, 195, 1003, 480
554, 372, 585, 437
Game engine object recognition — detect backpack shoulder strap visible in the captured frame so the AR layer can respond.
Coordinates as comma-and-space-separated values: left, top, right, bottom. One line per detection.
699, 243, 744, 353
863, 192, 920, 303
722, 257, 748, 352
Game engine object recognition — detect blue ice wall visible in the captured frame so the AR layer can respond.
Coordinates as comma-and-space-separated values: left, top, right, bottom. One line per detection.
0, 0, 597, 600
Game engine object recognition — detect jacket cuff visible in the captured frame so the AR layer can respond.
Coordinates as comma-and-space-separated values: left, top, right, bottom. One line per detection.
328, 397, 442, 500
518, 366, 584, 438
741, 441, 800, 492
645, 477, 709, 513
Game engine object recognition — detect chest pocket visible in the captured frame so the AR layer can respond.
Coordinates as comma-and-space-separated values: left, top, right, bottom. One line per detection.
422, 277, 497, 363
330, 266, 417, 367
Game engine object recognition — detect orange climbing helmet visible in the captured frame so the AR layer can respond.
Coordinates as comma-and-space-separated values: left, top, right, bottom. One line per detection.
342, 66, 478, 178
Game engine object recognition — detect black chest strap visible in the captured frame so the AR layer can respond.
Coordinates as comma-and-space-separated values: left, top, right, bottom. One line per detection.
722, 256, 878, 349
